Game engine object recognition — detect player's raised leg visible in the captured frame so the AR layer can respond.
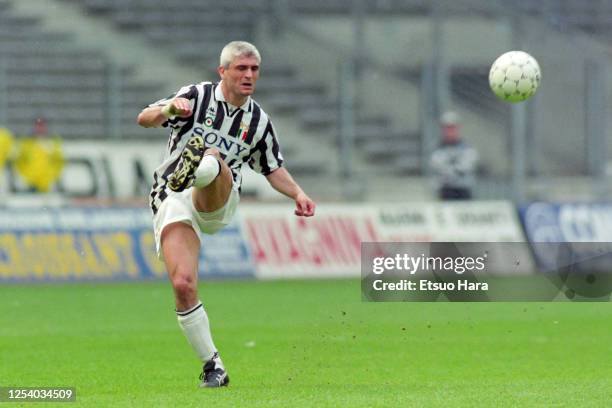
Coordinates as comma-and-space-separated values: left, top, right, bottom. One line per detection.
161, 222, 229, 388
191, 148, 233, 213
167, 137, 233, 214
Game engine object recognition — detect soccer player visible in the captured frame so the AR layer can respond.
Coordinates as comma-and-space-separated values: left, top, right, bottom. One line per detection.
137, 41, 316, 387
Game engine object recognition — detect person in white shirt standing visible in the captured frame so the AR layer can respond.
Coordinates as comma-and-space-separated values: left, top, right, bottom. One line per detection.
430, 111, 479, 200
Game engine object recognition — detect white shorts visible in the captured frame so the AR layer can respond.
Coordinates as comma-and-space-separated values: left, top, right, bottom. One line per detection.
152, 187, 240, 259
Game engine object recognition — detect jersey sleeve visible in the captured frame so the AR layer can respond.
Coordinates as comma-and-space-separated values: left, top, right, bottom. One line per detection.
248, 121, 284, 175
147, 84, 198, 129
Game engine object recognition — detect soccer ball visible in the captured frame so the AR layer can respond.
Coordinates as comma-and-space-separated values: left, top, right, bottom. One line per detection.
489, 51, 541, 103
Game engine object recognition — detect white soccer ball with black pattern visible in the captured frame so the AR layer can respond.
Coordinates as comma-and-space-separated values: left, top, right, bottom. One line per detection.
489, 51, 541, 103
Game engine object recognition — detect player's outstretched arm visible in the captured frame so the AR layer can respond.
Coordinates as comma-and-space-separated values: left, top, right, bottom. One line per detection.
265, 167, 315, 217
137, 97, 193, 128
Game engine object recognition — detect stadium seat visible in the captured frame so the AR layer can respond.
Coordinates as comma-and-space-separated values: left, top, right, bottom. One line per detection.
0, 1, 164, 139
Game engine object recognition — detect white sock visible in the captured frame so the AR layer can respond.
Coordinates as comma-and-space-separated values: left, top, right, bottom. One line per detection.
176, 302, 219, 363
193, 155, 220, 188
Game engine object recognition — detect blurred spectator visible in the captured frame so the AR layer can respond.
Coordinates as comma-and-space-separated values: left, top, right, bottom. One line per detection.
430, 111, 478, 200
14, 117, 65, 192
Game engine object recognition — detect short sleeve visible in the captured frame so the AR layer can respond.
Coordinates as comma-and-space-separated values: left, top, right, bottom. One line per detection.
248, 121, 284, 175
147, 84, 198, 128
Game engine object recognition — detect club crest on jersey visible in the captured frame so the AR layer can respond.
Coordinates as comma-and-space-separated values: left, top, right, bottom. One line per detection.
203, 106, 216, 127
239, 122, 249, 140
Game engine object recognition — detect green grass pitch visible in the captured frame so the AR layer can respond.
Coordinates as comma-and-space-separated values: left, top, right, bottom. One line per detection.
2, 279, 611, 407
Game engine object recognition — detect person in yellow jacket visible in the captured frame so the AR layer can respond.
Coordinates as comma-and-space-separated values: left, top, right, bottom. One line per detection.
14, 117, 64, 192
0, 127, 14, 171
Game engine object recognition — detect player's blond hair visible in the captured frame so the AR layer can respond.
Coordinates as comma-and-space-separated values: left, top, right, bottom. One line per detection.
220, 41, 261, 68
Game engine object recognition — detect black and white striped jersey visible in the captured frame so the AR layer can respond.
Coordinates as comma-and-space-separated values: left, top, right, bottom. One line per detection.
148, 81, 283, 214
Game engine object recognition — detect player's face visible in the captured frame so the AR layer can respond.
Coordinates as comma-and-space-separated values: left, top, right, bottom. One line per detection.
219, 55, 260, 102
